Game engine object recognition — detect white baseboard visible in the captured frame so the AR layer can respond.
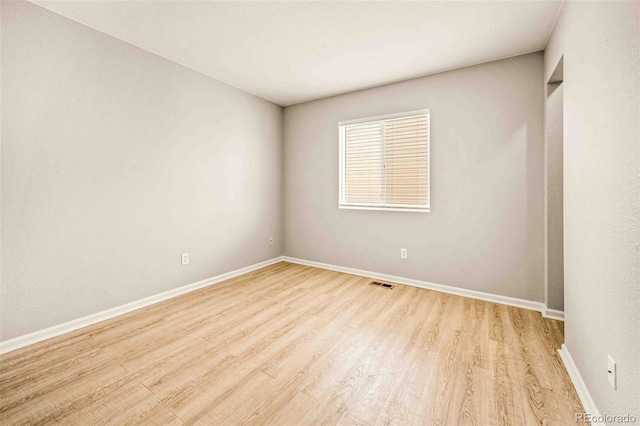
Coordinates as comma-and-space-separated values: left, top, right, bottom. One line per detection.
0, 256, 284, 355
543, 307, 565, 321
1, 255, 564, 355
282, 256, 563, 320
558, 344, 601, 420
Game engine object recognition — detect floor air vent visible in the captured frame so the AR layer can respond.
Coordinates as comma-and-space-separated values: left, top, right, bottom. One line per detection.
369, 281, 395, 289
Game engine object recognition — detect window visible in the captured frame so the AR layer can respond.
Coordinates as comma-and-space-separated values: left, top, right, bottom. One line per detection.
339, 110, 430, 212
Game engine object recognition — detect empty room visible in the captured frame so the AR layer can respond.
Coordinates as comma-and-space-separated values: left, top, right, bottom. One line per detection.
1, 0, 638, 424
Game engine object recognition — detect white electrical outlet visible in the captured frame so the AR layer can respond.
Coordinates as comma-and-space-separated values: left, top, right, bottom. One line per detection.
181, 253, 189, 266
269, 236, 274, 245
400, 248, 408, 259
608, 355, 617, 390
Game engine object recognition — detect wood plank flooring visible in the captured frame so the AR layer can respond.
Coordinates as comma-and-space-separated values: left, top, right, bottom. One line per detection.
0, 262, 585, 425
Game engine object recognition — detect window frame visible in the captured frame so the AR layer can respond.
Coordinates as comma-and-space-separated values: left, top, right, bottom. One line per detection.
338, 109, 431, 213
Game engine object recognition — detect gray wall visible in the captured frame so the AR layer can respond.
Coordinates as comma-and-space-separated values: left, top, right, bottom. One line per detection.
545, 1, 640, 415
284, 53, 545, 302
1, 1, 283, 341
545, 81, 564, 312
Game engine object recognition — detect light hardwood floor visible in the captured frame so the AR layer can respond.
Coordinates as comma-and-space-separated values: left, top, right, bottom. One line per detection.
0, 262, 585, 425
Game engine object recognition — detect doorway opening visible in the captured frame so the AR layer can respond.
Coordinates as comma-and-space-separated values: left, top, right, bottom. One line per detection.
545, 57, 564, 314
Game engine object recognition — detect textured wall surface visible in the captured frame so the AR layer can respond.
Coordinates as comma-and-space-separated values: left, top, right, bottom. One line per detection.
284, 53, 545, 302
1, 1, 283, 341
545, 1, 640, 415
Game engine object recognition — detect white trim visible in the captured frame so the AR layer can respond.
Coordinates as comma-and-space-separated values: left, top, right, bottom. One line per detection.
339, 205, 430, 213
283, 256, 562, 317
1, 255, 565, 355
339, 109, 430, 127
558, 344, 602, 420
338, 125, 346, 207
0, 256, 284, 355
381, 119, 387, 203
543, 307, 565, 321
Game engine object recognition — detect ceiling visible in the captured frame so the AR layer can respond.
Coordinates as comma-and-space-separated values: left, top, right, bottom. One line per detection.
32, 1, 563, 106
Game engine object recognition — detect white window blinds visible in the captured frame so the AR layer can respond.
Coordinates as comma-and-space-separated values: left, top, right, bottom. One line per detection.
339, 110, 430, 212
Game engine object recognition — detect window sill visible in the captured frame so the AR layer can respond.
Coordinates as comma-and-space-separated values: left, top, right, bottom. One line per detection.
339, 205, 430, 213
